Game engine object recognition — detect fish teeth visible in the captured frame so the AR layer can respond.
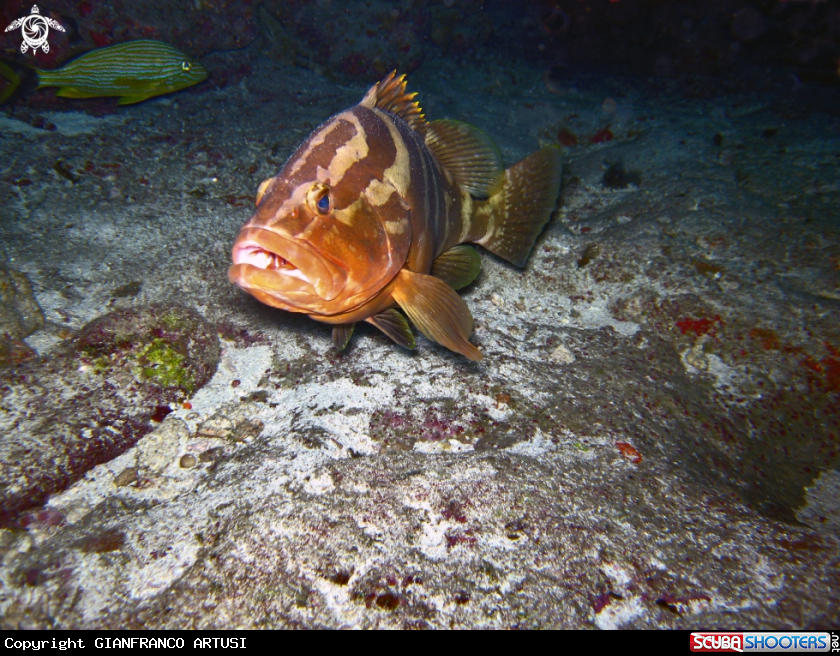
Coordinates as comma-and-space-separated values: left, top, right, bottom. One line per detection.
269, 253, 296, 271
246, 248, 272, 269
245, 248, 308, 281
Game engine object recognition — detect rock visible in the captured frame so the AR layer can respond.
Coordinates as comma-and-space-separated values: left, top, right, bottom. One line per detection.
0, 305, 219, 527
0, 263, 44, 367
0, 263, 44, 338
549, 343, 576, 364
2, 446, 838, 629
732, 7, 765, 42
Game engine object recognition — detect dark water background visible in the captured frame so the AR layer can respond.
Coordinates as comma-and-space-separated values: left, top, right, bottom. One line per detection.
0, 0, 839, 629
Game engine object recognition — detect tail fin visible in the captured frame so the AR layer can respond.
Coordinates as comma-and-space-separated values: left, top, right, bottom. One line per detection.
473, 146, 562, 267
0, 61, 21, 104
0, 60, 37, 104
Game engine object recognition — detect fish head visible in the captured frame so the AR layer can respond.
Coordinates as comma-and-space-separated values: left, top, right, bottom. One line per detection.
229, 109, 412, 317
144, 43, 208, 92
184, 59, 208, 83
170, 56, 207, 89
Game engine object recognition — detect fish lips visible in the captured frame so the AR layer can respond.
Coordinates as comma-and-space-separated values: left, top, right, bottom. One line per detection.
229, 227, 348, 309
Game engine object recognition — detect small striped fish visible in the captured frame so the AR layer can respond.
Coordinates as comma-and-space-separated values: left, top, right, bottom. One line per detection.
33, 40, 207, 105
229, 72, 562, 361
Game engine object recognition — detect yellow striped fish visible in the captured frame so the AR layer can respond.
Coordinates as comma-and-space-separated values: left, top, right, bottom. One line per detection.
229, 72, 562, 361
24, 40, 207, 105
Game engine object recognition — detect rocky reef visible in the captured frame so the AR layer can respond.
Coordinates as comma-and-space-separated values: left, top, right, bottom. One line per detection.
0, 305, 219, 526
0, 0, 838, 630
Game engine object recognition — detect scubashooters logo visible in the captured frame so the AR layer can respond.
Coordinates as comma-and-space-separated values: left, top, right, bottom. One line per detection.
690, 632, 835, 653
4, 5, 64, 54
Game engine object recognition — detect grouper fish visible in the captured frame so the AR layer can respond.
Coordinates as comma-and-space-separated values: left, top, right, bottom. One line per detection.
0, 40, 207, 105
228, 72, 562, 361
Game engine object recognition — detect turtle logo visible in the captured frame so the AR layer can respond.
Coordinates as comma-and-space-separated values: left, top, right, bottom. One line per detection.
5, 5, 65, 54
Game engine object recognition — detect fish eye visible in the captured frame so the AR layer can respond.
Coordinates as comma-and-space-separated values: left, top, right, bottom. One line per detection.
306, 183, 332, 215
181, 61, 192, 72
316, 192, 331, 214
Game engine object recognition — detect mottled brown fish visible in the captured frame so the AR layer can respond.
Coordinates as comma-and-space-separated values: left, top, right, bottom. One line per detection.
229, 72, 562, 360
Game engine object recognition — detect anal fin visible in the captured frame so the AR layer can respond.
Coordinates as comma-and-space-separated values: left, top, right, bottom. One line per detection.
391, 269, 482, 361
431, 245, 481, 290
366, 309, 415, 350
55, 87, 102, 98
332, 323, 354, 351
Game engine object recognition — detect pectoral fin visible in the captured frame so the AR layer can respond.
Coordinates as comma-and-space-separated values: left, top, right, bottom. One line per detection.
431, 245, 481, 290
391, 269, 482, 361
332, 323, 354, 351
366, 309, 415, 350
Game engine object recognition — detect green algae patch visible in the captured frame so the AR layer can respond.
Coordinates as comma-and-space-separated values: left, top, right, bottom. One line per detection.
136, 337, 196, 393
76, 304, 219, 398
161, 310, 187, 330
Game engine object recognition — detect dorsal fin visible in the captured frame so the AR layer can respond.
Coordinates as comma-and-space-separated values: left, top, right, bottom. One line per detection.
360, 71, 426, 136
424, 119, 504, 198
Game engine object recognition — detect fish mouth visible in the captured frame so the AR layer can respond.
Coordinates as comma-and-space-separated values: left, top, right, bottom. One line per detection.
233, 245, 309, 281
192, 64, 209, 83
228, 227, 348, 310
